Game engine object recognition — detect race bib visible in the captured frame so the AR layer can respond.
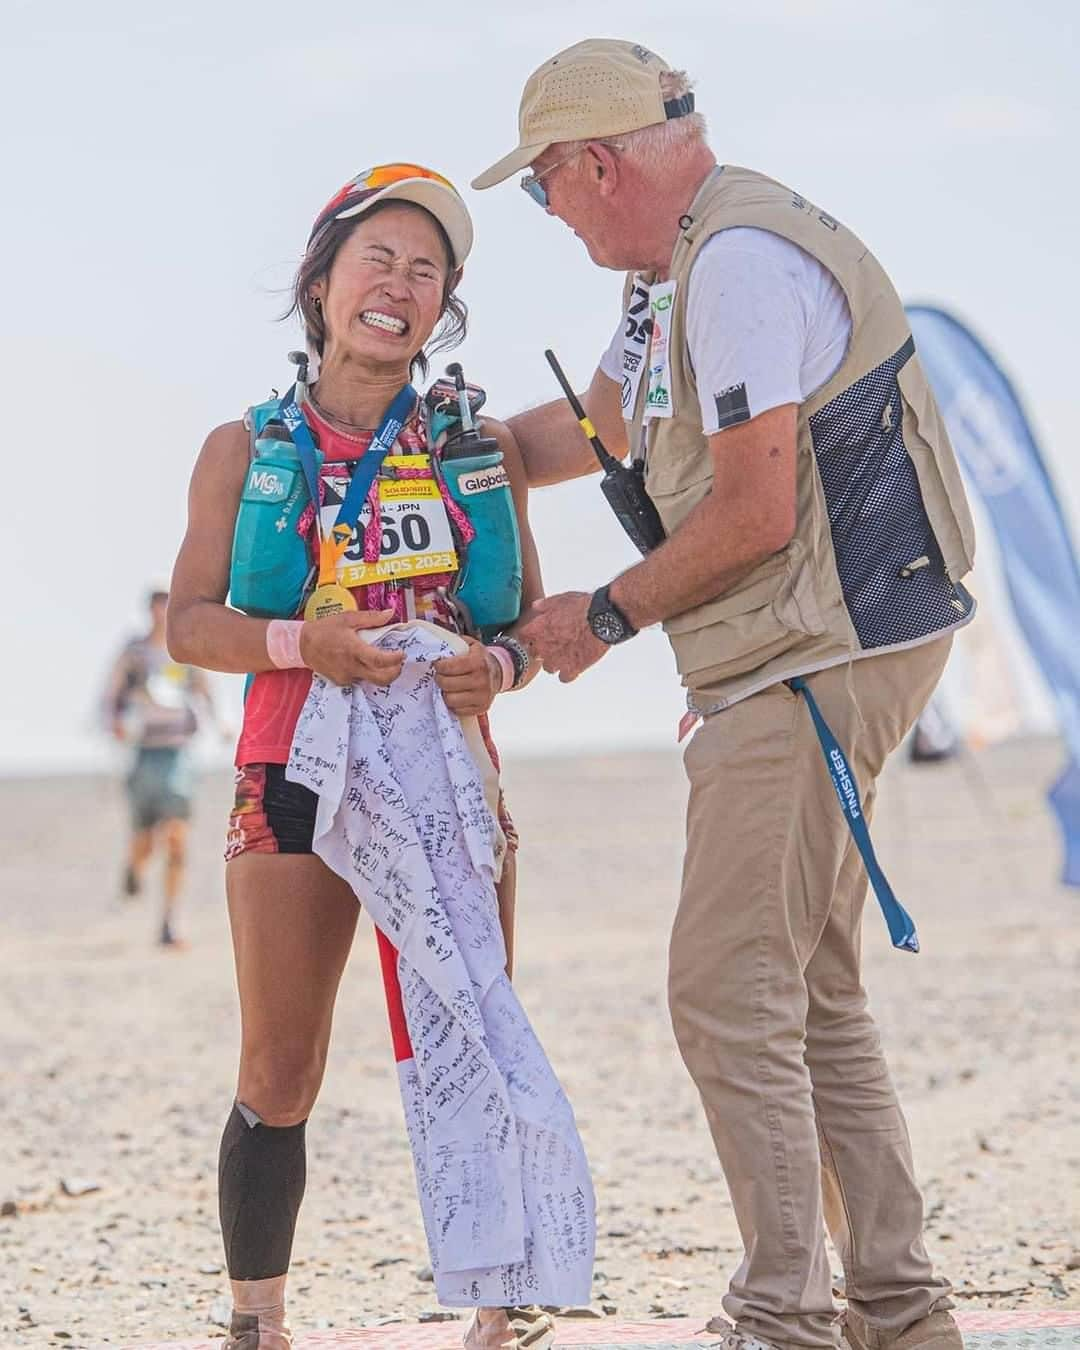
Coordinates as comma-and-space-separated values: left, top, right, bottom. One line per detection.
618, 276, 651, 416
618, 276, 677, 421
644, 279, 676, 419
320, 455, 458, 587
145, 662, 192, 711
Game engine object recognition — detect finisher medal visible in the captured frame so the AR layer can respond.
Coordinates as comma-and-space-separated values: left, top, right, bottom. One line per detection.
304, 581, 358, 622
305, 524, 360, 621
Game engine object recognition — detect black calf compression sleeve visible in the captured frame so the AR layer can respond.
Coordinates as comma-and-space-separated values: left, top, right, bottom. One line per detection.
218, 1102, 307, 1280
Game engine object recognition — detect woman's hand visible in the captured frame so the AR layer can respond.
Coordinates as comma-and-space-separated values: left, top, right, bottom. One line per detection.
433, 638, 502, 718
299, 610, 404, 687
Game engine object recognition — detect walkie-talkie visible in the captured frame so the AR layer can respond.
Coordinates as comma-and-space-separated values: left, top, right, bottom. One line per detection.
544, 349, 666, 556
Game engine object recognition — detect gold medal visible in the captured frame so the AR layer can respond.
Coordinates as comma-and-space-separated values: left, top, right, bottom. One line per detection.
304, 582, 358, 622
304, 527, 359, 620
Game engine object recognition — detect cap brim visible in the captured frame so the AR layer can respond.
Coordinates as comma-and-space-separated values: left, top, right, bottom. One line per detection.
339, 178, 474, 269
471, 141, 552, 191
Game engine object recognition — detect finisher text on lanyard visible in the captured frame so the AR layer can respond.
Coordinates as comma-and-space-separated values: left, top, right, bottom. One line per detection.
277, 383, 417, 621
789, 677, 919, 953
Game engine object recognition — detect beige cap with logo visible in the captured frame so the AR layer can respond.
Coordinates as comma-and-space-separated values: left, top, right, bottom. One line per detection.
472, 39, 691, 190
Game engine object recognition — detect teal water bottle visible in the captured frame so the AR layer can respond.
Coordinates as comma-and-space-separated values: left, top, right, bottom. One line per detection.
440, 364, 523, 639
229, 420, 319, 618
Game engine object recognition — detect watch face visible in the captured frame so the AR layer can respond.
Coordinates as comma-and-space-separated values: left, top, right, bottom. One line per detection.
591, 610, 626, 644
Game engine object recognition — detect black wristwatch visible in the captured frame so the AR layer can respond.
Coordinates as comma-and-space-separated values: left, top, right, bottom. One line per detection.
587, 585, 638, 645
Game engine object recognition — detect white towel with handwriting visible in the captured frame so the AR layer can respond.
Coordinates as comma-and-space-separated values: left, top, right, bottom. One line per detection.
287, 622, 595, 1307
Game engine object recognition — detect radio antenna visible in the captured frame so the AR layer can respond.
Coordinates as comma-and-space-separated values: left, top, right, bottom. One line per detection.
544, 349, 621, 473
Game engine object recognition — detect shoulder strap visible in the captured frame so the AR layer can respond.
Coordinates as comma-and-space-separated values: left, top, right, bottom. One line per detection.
122, 638, 148, 689
243, 408, 257, 463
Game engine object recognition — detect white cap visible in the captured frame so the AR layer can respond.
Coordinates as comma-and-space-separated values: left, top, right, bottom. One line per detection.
309, 164, 473, 269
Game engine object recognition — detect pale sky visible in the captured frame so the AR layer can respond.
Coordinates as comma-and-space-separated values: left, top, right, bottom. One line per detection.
3, 0, 1077, 770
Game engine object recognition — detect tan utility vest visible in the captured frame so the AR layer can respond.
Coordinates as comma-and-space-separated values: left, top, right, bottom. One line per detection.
621, 165, 976, 711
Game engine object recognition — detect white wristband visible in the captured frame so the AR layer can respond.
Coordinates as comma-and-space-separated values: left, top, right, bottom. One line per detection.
266, 619, 307, 670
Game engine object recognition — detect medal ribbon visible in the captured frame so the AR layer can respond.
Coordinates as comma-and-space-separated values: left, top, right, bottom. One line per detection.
276, 383, 418, 585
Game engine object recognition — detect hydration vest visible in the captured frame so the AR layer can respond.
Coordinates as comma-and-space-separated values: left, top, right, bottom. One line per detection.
229, 372, 522, 639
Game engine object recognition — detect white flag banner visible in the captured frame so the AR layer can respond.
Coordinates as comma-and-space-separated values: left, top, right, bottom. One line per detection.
287, 622, 595, 1307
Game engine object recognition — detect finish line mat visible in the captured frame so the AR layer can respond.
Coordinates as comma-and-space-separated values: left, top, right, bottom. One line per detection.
120, 1309, 1080, 1349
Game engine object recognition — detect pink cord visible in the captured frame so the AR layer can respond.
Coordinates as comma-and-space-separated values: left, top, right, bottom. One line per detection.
266, 619, 306, 670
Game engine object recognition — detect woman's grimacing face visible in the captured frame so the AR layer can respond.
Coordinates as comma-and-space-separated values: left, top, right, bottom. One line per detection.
310, 203, 453, 367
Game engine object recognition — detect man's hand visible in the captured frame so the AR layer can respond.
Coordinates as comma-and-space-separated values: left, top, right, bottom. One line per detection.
518, 592, 610, 683
433, 638, 502, 717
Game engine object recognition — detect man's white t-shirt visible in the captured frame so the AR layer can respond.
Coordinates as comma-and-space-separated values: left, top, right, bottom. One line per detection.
600, 227, 853, 433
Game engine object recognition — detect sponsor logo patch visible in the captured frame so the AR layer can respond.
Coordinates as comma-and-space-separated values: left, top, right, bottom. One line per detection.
714, 382, 751, 430
245, 467, 291, 502
459, 465, 510, 496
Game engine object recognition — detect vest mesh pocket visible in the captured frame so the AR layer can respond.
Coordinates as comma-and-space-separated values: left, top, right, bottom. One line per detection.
809, 337, 972, 649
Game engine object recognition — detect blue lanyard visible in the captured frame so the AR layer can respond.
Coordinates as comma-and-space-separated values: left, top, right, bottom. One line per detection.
788, 676, 919, 953
277, 383, 418, 547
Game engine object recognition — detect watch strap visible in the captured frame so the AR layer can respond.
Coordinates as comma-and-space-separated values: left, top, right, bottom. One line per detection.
588, 585, 638, 641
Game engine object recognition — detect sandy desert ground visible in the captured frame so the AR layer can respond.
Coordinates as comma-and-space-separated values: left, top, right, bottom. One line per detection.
1, 737, 1078, 1348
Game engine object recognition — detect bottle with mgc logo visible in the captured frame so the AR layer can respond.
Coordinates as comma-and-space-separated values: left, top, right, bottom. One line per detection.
439, 364, 522, 639
229, 413, 319, 619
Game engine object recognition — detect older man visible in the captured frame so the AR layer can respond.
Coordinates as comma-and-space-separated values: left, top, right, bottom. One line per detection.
473, 38, 975, 1350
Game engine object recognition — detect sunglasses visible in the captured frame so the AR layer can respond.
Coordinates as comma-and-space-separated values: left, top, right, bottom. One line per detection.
519, 148, 587, 208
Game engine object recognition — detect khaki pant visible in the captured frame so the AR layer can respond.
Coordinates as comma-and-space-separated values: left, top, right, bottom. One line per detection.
670, 638, 955, 1350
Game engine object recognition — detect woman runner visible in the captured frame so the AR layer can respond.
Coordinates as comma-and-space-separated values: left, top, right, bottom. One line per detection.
167, 164, 557, 1350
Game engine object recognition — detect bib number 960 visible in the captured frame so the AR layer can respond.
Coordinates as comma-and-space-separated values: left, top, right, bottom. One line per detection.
381, 511, 432, 556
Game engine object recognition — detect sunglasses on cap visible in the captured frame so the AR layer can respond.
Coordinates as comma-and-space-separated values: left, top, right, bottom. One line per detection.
308, 162, 459, 245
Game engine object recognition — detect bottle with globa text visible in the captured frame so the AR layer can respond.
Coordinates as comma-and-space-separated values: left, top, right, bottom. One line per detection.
229, 413, 319, 619
438, 363, 523, 639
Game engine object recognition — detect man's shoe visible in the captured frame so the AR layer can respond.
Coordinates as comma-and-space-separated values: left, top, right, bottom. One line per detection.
842, 1310, 963, 1350
701, 1322, 781, 1350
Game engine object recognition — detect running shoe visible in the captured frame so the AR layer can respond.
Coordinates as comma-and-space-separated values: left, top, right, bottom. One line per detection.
464, 1306, 556, 1348
222, 1309, 292, 1349
159, 919, 188, 950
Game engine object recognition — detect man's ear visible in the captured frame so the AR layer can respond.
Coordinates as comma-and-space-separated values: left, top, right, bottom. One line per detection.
587, 142, 620, 196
